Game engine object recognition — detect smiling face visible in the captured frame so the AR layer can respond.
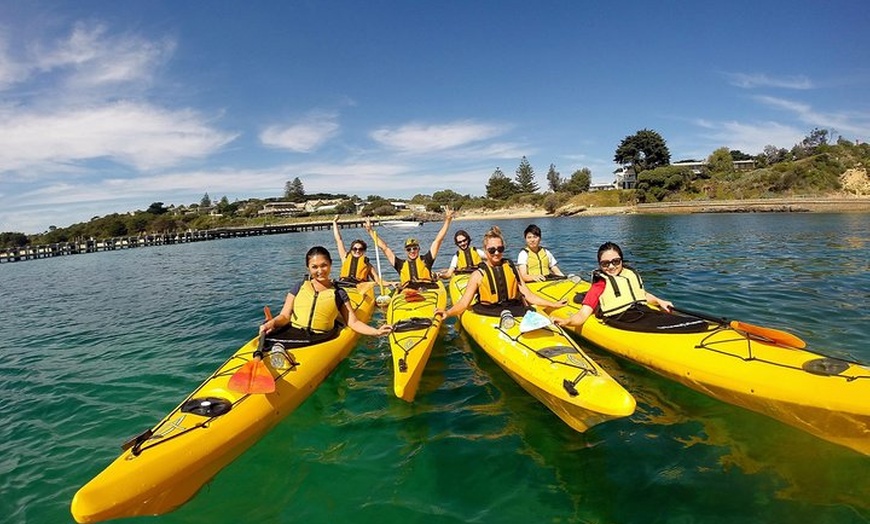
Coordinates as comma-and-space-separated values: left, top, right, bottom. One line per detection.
307, 254, 333, 283
350, 243, 366, 258
405, 244, 420, 260
598, 248, 623, 276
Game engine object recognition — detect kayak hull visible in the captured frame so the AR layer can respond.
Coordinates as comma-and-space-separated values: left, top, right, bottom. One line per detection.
71, 285, 376, 523
528, 278, 870, 455
387, 282, 447, 401
448, 274, 635, 432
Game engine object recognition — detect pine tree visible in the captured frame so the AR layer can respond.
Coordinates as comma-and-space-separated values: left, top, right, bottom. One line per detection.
514, 156, 539, 193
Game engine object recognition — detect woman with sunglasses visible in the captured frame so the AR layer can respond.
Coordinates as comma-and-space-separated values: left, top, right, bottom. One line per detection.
332, 215, 382, 286
364, 207, 454, 289
438, 226, 566, 319
517, 223, 566, 282
437, 229, 486, 279
553, 242, 674, 329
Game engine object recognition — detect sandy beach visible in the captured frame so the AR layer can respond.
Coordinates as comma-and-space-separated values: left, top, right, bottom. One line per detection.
453, 196, 870, 221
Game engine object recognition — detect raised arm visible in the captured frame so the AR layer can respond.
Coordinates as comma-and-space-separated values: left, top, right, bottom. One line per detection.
332, 215, 348, 259
364, 218, 398, 267
428, 205, 455, 259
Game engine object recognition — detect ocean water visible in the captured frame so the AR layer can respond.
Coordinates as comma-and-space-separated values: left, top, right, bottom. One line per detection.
1, 213, 868, 524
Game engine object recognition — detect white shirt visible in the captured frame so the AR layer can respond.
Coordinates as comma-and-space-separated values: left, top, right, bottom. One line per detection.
449, 248, 487, 269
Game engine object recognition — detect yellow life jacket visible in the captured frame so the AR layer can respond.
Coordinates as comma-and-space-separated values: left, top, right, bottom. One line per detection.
595, 266, 646, 317
523, 247, 551, 276
477, 261, 520, 305
399, 256, 434, 285
290, 280, 340, 333
456, 246, 482, 271
340, 254, 371, 283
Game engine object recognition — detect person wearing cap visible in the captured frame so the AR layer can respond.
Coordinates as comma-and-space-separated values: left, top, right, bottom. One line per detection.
437, 229, 486, 279
516, 223, 566, 282
364, 206, 454, 289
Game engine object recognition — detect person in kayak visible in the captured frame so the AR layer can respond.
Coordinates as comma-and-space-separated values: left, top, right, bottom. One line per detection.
364, 206, 454, 290
517, 224, 566, 282
437, 225, 567, 319
437, 229, 486, 279
551, 242, 707, 333
260, 246, 391, 346
332, 215, 384, 286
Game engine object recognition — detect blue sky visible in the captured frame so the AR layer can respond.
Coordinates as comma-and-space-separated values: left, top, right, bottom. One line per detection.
1, 1, 867, 233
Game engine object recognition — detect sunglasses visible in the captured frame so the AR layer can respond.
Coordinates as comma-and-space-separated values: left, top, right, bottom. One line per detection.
455, 238, 469, 245
406, 246, 419, 253
486, 246, 505, 255
351, 246, 365, 253
599, 257, 622, 268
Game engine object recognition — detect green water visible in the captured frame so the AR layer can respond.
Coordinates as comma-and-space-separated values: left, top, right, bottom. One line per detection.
1, 213, 868, 523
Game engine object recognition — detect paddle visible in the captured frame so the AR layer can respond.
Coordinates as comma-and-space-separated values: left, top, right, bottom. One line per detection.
371, 229, 391, 307
228, 309, 277, 394
672, 306, 806, 349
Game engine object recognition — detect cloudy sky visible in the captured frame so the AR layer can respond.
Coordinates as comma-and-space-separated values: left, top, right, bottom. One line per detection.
1, 1, 867, 233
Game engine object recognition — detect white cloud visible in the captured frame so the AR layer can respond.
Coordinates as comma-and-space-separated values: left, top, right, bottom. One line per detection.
0, 101, 237, 174
260, 112, 341, 153
701, 120, 804, 154
754, 95, 870, 137
370, 120, 506, 153
725, 72, 813, 90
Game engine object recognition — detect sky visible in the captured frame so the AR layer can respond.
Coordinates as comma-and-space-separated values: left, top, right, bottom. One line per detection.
0, 1, 868, 234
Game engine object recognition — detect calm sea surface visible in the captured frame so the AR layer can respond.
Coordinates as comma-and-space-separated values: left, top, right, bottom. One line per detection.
1, 213, 868, 524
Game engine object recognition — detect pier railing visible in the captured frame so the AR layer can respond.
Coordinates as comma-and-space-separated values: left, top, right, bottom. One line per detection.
1, 219, 376, 264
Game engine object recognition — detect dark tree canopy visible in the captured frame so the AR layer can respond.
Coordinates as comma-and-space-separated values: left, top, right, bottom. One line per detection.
614, 129, 671, 174
562, 168, 591, 195
486, 167, 517, 200
284, 177, 305, 202
546, 163, 562, 192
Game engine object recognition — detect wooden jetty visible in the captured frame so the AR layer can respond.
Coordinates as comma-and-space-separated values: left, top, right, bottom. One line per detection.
0, 219, 375, 264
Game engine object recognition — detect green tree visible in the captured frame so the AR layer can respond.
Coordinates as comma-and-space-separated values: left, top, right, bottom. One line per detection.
546, 163, 562, 192
486, 167, 517, 200
514, 156, 539, 193
561, 168, 591, 195
285, 177, 305, 202
432, 189, 463, 204
334, 199, 358, 215
707, 147, 734, 175
146, 202, 169, 215
614, 129, 671, 174
200, 193, 212, 207
0, 232, 29, 248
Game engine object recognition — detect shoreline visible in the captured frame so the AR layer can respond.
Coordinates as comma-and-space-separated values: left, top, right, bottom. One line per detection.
454, 196, 870, 221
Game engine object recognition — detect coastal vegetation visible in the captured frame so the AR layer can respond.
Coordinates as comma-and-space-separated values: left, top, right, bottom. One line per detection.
2, 128, 868, 250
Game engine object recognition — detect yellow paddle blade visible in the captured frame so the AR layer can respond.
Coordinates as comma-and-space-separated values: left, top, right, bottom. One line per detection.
228, 357, 276, 394
730, 320, 807, 349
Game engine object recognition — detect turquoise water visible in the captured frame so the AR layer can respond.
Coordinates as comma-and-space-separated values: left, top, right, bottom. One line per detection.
1, 213, 868, 524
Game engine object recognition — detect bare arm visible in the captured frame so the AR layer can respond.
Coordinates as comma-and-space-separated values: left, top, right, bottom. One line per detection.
437, 271, 481, 319
645, 292, 673, 311
332, 215, 348, 259
341, 300, 392, 336
552, 304, 595, 328
260, 292, 296, 334
364, 219, 398, 267
519, 281, 567, 309
428, 205, 455, 259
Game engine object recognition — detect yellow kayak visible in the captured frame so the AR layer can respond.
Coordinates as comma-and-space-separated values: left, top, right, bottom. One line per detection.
527, 277, 870, 456
448, 274, 636, 432
71, 284, 376, 523
386, 282, 447, 401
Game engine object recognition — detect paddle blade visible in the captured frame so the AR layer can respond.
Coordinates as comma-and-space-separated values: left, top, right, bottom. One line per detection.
228, 358, 276, 394
519, 310, 553, 333
730, 320, 806, 349
376, 294, 392, 307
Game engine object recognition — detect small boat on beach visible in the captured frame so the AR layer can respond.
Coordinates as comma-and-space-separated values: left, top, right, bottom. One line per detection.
381, 219, 423, 228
